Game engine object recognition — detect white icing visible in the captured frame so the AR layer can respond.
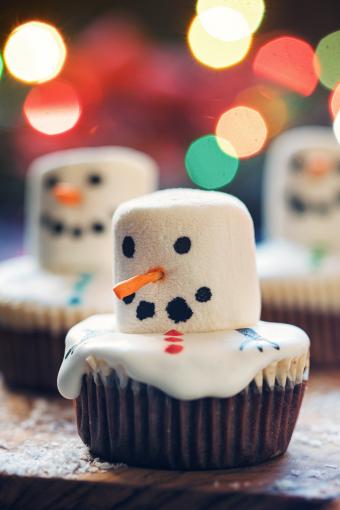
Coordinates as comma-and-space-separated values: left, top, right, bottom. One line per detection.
0, 257, 113, 330
26, 146, 158, 273
113, 188, 261, 333
264, 126, 340, 251
57, 314, 310, 400
257, 240, 340, 310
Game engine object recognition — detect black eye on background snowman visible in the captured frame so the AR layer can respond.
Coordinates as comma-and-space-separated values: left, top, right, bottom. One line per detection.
121, 233, 212, 324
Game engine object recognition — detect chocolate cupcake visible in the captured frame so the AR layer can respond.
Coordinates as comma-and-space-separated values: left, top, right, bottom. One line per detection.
0, 146, 158, 391
58, 189, 309, 469
258, 126, 340, 365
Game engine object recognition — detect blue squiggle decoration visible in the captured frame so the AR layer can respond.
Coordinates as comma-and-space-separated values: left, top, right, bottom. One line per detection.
67, 273, 93, 307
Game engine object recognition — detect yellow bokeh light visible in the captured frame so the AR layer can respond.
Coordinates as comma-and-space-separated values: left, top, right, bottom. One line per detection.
198, 6, 250, 42
197, 0, 265, 35
333, 112, 340, 145
216, 106, 268, 158
234, 85, 288, 138
188, 15, 252, 69
4, 21, 66, 84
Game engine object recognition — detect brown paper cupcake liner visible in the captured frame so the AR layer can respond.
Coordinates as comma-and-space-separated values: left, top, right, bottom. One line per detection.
0, 297, 99, 391
0, 327, 67, 392
76, 370, 306, 470
261, 304, 340, 366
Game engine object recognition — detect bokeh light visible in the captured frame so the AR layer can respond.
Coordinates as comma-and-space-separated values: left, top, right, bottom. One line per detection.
316, 31, 340, 90
198, 6, 250, 42
185, 134, 239, 189
4, 21, 66, 84
329, 83, 340, 119
0, 55, 4, 79
216, 106, 267, 158
234, 85, 288, 139
187, 14, 251, 69
196, 0, 265, 35
333, 112, 340, 145
23, 80, 81, 135
253, 36, 318, 96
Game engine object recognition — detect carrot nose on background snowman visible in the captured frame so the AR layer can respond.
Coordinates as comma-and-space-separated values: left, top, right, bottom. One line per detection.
306, 158, 331, 178
113, 268, 164, 300
52, 183, 83, 206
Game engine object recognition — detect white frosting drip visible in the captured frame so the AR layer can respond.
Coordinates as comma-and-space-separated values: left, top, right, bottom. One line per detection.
257, 240, 340, 310
57, 314, 310, 400
0, 257, 113, 330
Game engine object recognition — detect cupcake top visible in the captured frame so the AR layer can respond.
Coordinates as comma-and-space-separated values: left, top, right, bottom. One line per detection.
58, 314, 309, 400
264, 126, 340, 253
0, 146, 158, 324
58, 189, 310, 400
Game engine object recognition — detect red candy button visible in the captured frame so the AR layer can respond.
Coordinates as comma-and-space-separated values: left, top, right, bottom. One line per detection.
165, 344, 184, 355
164, 329, 182, 336
164, 337, 183, 342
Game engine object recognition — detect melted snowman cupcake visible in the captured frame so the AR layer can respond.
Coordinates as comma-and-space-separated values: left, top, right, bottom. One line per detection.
58, 189, 309, 469
258, 127, 340, 365
0, 147, 158, 390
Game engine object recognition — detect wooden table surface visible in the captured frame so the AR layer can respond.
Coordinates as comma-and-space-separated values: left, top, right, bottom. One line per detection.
0, 370, 339, 510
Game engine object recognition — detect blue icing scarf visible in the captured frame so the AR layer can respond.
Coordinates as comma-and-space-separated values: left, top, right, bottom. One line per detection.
67, 273, 93, 307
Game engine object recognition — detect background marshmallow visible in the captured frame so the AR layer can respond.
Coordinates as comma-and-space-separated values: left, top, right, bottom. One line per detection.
264, 127, 340, 252
26, 146, 158, 273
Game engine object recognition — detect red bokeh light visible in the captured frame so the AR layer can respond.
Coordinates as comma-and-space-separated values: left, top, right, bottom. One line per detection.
253, 36, 319, 96
23, 80, 81, 135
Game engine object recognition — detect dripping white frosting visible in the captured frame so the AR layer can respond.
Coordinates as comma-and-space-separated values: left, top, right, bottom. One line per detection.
57, 314, 310, 400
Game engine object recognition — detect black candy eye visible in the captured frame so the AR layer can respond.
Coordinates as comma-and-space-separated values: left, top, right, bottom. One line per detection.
92, 222, 105, 234
88, 173, 102, 186
122, 236, 135, 258
45, 175, 59, 189
173, 236, 191, 254
290, 155, 304, 172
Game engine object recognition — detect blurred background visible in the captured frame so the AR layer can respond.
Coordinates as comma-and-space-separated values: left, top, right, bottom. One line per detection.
0, 0, 339, 258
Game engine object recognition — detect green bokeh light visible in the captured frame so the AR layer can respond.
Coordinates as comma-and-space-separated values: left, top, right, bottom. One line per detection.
0, 54, 4, 79
185, 134, 239, 190
316, 31, 340, 90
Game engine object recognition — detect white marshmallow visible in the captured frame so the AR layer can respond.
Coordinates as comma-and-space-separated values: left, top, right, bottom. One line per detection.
26, 146, 158, 273
113, 188, 261, 333
264, 127, 340, 251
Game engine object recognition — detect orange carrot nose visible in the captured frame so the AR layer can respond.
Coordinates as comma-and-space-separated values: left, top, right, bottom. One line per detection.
113, 268, 164, 300
52, 183, 83, 206
307, 159, 331, 178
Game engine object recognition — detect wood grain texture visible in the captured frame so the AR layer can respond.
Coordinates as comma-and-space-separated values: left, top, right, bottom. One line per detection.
0, 370, 340, 510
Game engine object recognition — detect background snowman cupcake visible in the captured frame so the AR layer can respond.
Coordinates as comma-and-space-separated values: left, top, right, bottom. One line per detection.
0, 146, 158, 390
58, 188, 309, 470
258, 126, 340, 365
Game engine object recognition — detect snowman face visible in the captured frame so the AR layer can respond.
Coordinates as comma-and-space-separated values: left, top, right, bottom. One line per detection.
27, 147, 158, 273
113, 189, 260, 334
264, 127, 340, 252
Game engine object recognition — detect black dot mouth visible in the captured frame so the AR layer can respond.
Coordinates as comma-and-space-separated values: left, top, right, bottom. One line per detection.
136, 300, 155, 320
40, 213, 108, 238
166, 297, 193, 324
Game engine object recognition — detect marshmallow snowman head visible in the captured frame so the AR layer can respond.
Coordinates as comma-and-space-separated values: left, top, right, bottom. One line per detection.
26, 147, 158, 273
113, 188, 261, 334
264, 127, 340, 251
